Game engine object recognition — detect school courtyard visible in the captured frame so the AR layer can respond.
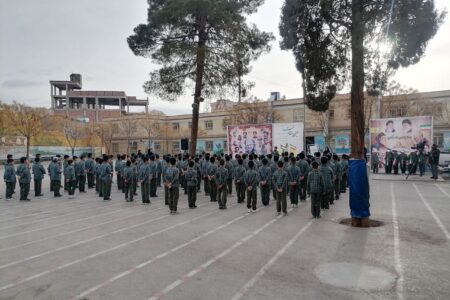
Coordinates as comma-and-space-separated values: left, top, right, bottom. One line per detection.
0, 174, 449, 300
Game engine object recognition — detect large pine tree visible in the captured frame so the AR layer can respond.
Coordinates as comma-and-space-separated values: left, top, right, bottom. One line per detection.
128, 0, 273, 155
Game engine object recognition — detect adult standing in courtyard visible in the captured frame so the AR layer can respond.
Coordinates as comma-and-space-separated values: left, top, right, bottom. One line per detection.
32, 157, 45, 197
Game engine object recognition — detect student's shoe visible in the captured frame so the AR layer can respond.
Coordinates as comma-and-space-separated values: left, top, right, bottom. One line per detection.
283, 212, 288, 216
252, 209, 257, 213
247, 209, 252, 213
277, 212, 282, 216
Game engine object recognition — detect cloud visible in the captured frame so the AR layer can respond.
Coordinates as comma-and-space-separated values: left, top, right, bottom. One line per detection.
1, 79, 43, 88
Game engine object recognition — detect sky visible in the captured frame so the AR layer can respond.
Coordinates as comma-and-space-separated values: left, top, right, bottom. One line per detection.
0, 0, 449, 115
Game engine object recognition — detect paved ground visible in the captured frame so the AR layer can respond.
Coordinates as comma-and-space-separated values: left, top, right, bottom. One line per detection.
0, 172, 449, 300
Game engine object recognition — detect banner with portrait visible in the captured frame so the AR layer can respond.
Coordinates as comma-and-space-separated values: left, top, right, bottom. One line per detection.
227, 124, 272, 157
369, 116, 433, 163
272, 123, 304, 155
196, 140, 206, 153
335, 135, 350, 154
213, 140, 224, 155
443, 132, 450, 152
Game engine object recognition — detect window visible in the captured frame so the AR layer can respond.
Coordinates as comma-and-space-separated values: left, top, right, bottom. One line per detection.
172, 142, 180, 151
434, 133, 443, 148
154, 142, 161, 152
345, 108, 351, 119
154, 123, 160, 130
112, 143, 119, 153
206, 141, 213, 151
188, 121, 192, 129
222, 119, 230, 130
388, 105, 408, 117
205, 120, 213, 130
172, 122, 179, 131
293, 109, 305, 122
328, 109, 335, 120
130, 141, 138, 153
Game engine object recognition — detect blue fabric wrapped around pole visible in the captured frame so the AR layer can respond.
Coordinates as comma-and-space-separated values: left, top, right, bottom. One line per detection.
349, 159, 370, 218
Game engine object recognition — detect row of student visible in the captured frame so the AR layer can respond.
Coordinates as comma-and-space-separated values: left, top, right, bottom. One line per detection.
3, 151, 349, 218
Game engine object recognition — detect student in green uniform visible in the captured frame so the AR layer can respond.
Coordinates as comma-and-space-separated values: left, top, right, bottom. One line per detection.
185, 160, 198, 208
162, 156, 170, 205
307, 161, 324, 218
139, 156, 151, 204
65, 159, 76, 198
123, 160, 136, 202
49, 158, 63, 197
101, 156, 113, 201
340, 154, 349, 193
32, 157, 46, 197
4, 158, 16, 200
286, 157, 301, 207
76, 155, 87, 192
17, 157, 31, 201
216, 159, 229, 209
63, 155, 69, 191
233, 158, 246, 204
165, 157, 180, 214
332, 154, 341, 200
258, 158, 271, 206
85, 153, 95, 188
207, 157, 218, 202
243, 160, 259, 213
272, 161, 288, 216
96, 158, 103, 196
296, 153, 310, 202
149, 155, 158, 197
225, 155, 233, 195
319, 156, 333, 209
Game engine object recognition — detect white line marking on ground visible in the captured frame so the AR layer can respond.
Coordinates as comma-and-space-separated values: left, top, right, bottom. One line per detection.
0, 209, 151, 252
391, 182, 404, 300
0, 201, 126, 231
0, 199, 101, 222
147, 208, 294, 300
435, 183, 450, 198
0, 209, 169, 269
230, 219, 313, 300
74, 214, 247, 299
0, 204, 138, 240
413, 184, 450, 240
0, 203, 225, 292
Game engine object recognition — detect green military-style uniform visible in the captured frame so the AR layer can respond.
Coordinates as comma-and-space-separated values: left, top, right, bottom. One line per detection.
139, 162, 151, 204
200, 159, 210, 195
243, 167, 259, 211
123, 164, 137, 202
296, 158, 310, 201
319, 164, 333, 209
332, 159, 341, 200
32, 161, 46, 196
101, 161, 112, 200
63, 159, 69, 191
185, 166, 198, 208
85, 158, 95, 188
164, 165, 180, 213
16, 163, 31, 201
75, 159, 86, 192
96, 161, 103, 196
64, 164, 76, 196
307, 168, 324, 218
371, 152, 380, 173
272, 167, 288, 214
225, 160, 234, 195
49, 160, 62, 197
207, 162, 218, 202
399, 152, 408, 174
233, 163, 246, 203
286, 163, 301, 206
149, 159, 158, 197
215, 165, 228, 209
4, 162, 16, 199
258, 164, 272, 206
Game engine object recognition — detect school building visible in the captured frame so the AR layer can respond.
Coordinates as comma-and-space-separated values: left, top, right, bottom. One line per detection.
103, 90, 450, 155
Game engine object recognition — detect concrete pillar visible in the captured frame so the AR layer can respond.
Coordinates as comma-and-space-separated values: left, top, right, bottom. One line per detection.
95, 97, 99, 122
119, 98, 122, 116
127, 103, 130, 113
51, 84, 54, 109
65, 84, 69, 116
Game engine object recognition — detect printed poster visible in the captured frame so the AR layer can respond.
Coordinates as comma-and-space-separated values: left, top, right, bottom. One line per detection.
272, 123, 304, 155
335, 135, 350, 154
227, 124, 272, 157
369, 116, 433, 164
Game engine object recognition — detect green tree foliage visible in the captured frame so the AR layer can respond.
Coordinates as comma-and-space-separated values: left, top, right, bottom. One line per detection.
279, 0, 446, 111
128, 0, 273, 155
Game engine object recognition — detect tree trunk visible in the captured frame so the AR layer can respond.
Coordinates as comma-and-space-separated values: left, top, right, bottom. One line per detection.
189, 17, 207, 157
351, 0, 365, 159
72, 147, 75, 156
26, 136, 30, 159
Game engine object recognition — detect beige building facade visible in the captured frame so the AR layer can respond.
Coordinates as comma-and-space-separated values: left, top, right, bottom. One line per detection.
105, 90, 450, 155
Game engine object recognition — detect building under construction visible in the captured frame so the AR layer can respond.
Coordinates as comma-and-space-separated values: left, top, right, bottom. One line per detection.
50, 74, 149, 122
